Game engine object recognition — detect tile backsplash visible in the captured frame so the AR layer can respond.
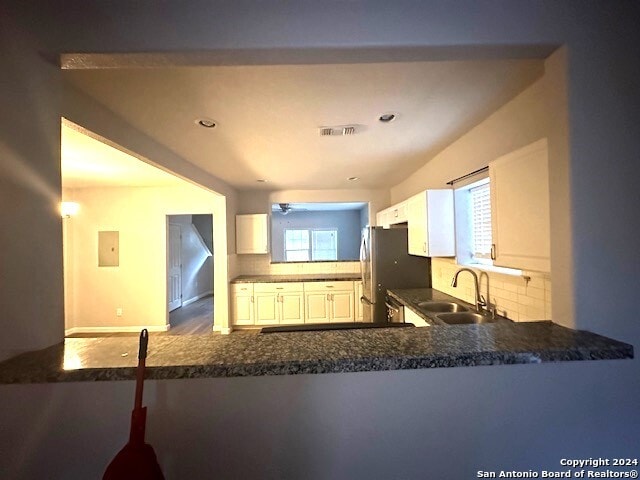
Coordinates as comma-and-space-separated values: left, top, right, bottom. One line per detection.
235, 254, 360, 276
431, 258, 552, 322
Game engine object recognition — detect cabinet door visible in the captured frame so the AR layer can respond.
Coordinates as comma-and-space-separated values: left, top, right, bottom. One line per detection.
232, 293, 254, 325
355, 281, 363, 322
254, 292, 279, 324
407, 190, 455, 257
392, 201, 408, 224
231, 285, 254, 325
376, 209, 391, 228
330, 290, 355, 322
279, 292, 305, 324
236, 214, 268, 254
425, 190, 455, 256
305, 292, 331, 323
407, 192, 427, 256
490, 139, 550, 272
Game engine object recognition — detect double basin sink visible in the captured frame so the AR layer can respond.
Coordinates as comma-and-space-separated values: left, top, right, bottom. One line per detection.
416, 301, 497, 325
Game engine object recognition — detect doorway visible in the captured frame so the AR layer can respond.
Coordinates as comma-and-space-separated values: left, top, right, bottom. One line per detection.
167, 214, 214, 334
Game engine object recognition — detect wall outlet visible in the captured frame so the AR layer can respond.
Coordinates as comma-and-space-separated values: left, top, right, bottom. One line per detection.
116, 308, 123, 317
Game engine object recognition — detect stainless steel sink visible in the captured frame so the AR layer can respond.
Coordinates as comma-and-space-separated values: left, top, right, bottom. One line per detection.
417, 301, 469, 313
436, 312, 497, 325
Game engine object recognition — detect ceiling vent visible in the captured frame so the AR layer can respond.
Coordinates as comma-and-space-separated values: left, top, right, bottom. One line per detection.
319, 125, 358, 136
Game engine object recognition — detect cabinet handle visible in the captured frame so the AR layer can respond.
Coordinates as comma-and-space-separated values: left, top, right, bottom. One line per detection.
325, 285, 334, 288
423, 242, 427, 253
251, 295, 254, 303
491, 243, 496, 260
326, 293, 331, 301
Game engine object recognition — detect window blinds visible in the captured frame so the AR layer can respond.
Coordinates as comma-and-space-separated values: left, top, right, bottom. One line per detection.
470, 182, 492, 259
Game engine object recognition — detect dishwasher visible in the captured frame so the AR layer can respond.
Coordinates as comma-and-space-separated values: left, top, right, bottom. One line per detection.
385, 296, 405, 323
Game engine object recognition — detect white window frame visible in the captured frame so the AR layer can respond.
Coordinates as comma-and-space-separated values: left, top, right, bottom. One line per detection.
453, 177, 493, 267
284, 229, 310, 262
284, 228, 338, 262
453, 176, 523, 276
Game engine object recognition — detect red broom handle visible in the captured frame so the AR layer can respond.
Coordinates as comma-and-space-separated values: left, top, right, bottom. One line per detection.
134, 329, 148, 410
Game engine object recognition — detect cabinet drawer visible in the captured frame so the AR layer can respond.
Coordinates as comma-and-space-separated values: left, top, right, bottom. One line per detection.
231, 284, 253, 293
304, 281, 354, 292
254, 282, 304, 293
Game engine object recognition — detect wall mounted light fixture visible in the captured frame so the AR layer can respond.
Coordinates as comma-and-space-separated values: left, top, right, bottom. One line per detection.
60, 201, 80, 218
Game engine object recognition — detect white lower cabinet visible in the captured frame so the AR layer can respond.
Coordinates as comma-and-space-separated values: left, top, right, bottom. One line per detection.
304, 292, 331, 323
232, 280, 358, 326
254, 283, 305, 325
279, 291, 305, 324
304, 281, 355, 323
231, 284, 254, 325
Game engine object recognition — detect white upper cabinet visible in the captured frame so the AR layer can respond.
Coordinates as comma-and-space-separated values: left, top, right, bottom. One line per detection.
376, 201, 408, 228
490, 138, 550, 272
407, 190, 455, 257
236, 214, 269, 254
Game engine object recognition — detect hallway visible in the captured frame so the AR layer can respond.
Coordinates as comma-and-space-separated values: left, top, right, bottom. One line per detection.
169, 295, 214, 335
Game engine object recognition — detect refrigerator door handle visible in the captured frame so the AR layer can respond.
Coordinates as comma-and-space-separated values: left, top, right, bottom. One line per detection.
359, 232, 367, 286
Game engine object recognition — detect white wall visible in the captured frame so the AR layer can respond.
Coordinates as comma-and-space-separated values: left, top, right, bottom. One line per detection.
64, 185, 225, 331
1, 1, 639, 479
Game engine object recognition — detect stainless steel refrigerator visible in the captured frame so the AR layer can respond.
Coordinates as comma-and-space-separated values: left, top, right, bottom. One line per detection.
360, 226, 431, 323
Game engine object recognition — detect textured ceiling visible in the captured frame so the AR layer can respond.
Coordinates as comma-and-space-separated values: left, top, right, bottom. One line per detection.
65, 59, 544, 191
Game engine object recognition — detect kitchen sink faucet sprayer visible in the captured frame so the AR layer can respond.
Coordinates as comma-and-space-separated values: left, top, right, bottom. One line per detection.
451, 268, 486, 313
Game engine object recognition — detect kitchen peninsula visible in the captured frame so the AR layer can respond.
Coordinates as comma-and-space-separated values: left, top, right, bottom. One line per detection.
0, 302, 631, 384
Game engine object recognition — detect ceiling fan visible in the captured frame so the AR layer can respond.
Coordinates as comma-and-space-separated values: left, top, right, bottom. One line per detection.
275, 203, 309, 215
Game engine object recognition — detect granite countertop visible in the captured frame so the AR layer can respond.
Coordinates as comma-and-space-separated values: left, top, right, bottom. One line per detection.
387, 288, 513, 326
0, 315, 632, 384
231, 273, 361, 283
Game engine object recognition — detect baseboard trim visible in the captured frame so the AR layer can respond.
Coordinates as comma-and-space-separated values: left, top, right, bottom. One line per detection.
182, 290, 214, 307
65, 325, 170, 336
212, 325, 231, 335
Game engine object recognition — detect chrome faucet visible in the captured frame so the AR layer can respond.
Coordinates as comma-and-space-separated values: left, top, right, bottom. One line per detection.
451, 268, 487, 313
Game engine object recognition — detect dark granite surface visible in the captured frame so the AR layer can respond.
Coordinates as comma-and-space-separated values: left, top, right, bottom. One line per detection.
387, 288, 513, 326
0, 312, 632, 384
231, 273, 360, 283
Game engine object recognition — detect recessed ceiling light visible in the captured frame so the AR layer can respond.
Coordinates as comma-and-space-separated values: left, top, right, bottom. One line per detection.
348, 176, 359, 181
378, 113, 397, 123
196, 118, 217, 128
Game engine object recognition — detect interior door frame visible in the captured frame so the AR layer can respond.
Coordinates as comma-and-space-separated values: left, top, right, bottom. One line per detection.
167, 221, 183, 313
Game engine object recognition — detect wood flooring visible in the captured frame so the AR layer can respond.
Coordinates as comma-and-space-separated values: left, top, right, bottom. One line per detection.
66, 295, 214, 338
168, 295, 214, 335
